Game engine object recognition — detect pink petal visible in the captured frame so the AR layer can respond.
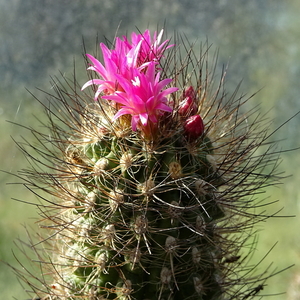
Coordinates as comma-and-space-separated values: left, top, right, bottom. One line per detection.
159, 87, 179, 98
86, 54, 106, 76
81, 79, 102, 90
155, 102, 173, 112
139, 112, 149, 126
113, 107, 135, 120
131, 115, 140, 131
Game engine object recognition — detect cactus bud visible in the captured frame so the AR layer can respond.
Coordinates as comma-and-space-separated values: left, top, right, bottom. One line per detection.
178, 96, 198, 117
183, 85, 196, 99
183, 114, 205, 140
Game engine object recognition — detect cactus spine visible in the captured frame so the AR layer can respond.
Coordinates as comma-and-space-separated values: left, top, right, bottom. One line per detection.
15, 30, 285, 300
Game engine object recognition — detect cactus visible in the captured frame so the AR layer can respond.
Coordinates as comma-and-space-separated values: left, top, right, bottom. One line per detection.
13, 29, 287, 300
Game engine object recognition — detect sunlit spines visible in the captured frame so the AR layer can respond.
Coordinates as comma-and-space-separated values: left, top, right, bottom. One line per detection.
10, 29, 290, 300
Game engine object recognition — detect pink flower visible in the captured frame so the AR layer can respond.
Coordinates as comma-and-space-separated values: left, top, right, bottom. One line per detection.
183, 115, 205, 141
102, 62, 178, 131
81, 29, 178, 136
124, 29, 173, 65
82, 29, 172, 99
81, 41, 143, 99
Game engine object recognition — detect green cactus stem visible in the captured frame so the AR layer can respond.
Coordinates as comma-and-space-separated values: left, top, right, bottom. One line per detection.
12, 31, 289, 300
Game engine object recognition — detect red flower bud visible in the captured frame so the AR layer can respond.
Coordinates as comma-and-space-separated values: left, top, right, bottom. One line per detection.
183, 86, 196, 99
183, 114, 204, 140
178, 96, 198, 117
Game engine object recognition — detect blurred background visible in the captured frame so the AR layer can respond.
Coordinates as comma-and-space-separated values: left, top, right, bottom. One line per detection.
1, 0, 300, 299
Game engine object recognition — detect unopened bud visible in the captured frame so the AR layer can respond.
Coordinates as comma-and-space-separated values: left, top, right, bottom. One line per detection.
183, 86, 196, 99
183, 114, 204, 141
178, 96, 197, 117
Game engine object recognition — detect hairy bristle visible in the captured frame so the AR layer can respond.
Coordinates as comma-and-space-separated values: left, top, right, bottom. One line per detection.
9, 31, 293, 300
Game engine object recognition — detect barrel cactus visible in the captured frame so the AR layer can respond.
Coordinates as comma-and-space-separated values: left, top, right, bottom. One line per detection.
14, 29, 286, 300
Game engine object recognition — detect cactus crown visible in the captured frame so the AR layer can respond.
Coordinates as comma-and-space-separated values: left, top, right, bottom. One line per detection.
12, 29, 288, 300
